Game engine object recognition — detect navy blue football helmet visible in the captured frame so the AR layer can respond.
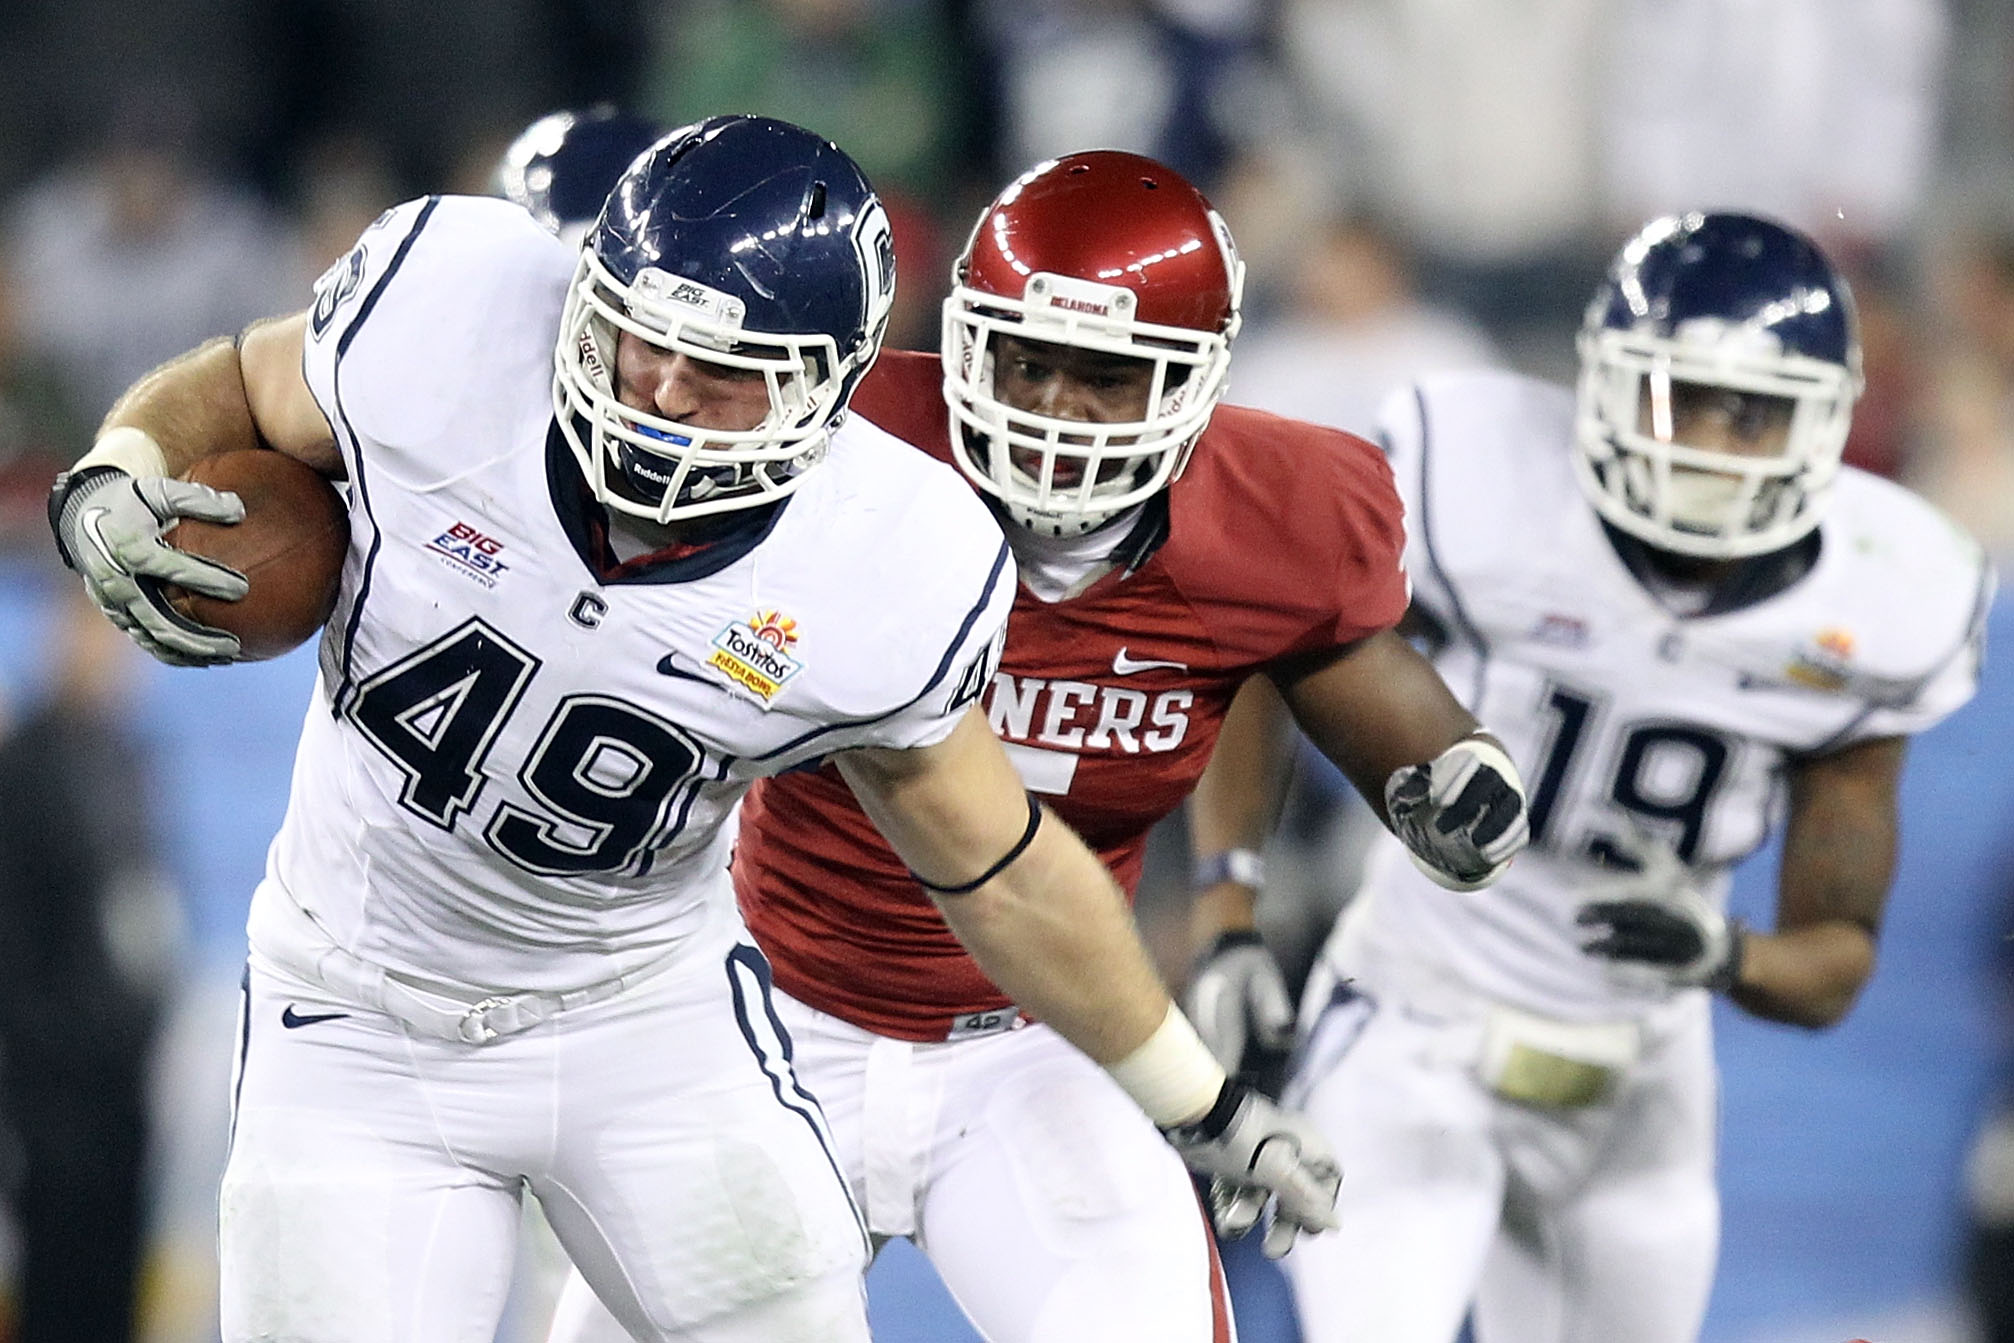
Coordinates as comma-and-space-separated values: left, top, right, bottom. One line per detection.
1575, 212, 1862, 558
493, 106, 664, 244
553, 115, 897, 523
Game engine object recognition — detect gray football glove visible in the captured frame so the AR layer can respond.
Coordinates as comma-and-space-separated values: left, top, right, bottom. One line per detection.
1574, 824, 1744, 991
1183, 930, 1295, 1078
1385, 733, 1530, 891
1163, 1079, 1341, 1259
49, 466, 247, 666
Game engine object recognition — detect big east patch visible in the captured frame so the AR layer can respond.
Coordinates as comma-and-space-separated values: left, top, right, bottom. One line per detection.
426, 521, 511, 588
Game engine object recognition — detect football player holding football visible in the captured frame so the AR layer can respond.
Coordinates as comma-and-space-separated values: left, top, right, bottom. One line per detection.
1196, 212, 1993, 1343
46, 118, 1345, 1342
549, 151, 1530, 1343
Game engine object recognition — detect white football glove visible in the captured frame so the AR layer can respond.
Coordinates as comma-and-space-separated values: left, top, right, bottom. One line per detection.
1163, 1080, 1341, 1259
49, 466, 246, 666
1183, 931, 1295, 1077
1384, 733, 1530, 891
1573, 823, 1744, 991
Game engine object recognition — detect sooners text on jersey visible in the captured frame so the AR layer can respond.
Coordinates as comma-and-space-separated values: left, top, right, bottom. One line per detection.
739, 350, 1411, 1039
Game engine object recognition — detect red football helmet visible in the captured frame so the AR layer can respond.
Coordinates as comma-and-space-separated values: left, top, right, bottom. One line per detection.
942, 151, 1244, 535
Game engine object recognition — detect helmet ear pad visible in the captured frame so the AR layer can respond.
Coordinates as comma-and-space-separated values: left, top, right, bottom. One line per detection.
551, 115, 897, 525
1573, 212, 1862, 560
940, 151, 1243, 535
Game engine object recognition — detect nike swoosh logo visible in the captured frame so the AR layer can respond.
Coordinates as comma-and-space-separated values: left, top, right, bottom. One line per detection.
1112, 646, 1188, 676
280, 1005, 350, 1029
656, 651, 711, 684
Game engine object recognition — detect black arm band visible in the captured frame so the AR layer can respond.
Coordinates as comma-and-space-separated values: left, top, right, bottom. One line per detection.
912, 791, 1044, 895
1167, 1076, 1244, 1140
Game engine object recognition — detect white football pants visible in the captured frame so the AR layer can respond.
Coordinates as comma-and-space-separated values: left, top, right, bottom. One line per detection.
548, 989, 1234, 1342
220, 939, 870, 1342
1283, 971, 1719, 1343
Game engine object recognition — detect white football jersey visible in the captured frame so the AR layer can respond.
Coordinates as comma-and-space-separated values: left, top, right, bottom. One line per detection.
249, 196, 1012, 996
1339, 370, 1993, 1020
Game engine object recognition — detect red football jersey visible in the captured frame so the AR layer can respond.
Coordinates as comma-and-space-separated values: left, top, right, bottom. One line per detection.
736, 350, 1408, 1039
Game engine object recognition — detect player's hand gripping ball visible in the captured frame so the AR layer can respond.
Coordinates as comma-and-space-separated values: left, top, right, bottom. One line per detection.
162, 449, 348, 661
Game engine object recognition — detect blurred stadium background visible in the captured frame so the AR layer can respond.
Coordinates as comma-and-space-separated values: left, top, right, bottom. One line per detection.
2, 2, 2014, 1340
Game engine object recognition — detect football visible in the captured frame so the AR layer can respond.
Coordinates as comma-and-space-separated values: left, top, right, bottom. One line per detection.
162, 449, 348, 661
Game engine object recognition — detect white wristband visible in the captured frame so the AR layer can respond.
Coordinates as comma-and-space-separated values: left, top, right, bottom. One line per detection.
76, 426, 169, 479
1104, 1004, 1229, 1128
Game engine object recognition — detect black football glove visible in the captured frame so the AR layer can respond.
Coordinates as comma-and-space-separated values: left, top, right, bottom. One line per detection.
1385, 733, 1529, 891
1575, 824, 1743, 991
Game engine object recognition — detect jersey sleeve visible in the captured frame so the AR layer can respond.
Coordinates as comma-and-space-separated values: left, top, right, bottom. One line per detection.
1372, 371, 1584, 658
1813, 475, 1999, 745
299, 196, 430, 482
1375, 381, 1442, 627
754, 436, 1019, 769
1850, 551, 1995, 741
300, 195, 572, 485
1304, 420, 1413, 646
1178, 407, 1410, 663
863, 529, 1015, 752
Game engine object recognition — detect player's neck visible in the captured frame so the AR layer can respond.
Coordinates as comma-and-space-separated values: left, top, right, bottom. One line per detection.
1005, 503, 1145, 603
1638, 549, 1736, 588
555, 432, 784, 577
1602, 522, 1822, 618
605, 511, 696, 562
603, 505, 770, 566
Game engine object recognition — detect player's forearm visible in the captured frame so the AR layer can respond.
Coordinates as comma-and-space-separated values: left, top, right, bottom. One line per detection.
1727, 921, 1877, 1028
1275, 629, 1480, 827
1191, 675, 1291, 861
839, 716, 1226, 1123
1744, 740, 1900, 1027
95, 337, 264, 476
1187, 675, 1290, 942
91, 314, 339, 480
931, 819, 1176, 1067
